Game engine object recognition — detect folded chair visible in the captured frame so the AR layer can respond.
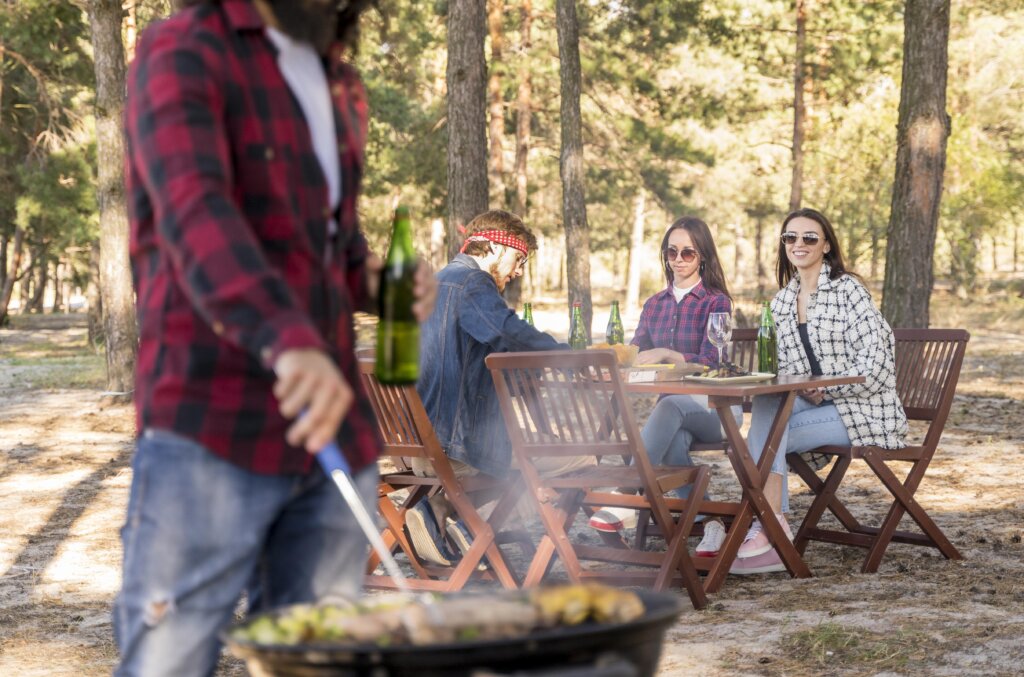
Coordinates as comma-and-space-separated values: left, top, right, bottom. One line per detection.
487, 349, 710, 609
788, 329, 970, 573
358, 358, 529, 591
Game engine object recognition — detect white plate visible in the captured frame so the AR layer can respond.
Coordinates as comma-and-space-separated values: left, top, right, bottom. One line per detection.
682, 372, 776, 384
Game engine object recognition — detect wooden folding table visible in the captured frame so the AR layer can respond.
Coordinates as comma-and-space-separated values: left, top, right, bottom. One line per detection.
626, 373, 864, 593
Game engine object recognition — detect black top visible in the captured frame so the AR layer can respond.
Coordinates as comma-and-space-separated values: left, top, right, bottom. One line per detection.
798, 323, 823, 376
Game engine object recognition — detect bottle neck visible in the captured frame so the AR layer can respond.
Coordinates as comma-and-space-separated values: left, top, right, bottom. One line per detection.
390, 214, 414, 255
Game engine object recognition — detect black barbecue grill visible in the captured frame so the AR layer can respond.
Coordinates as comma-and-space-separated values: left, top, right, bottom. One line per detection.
223, 589, 684, 677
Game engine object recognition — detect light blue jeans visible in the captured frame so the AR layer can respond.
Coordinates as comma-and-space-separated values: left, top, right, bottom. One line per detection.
641, 395, 743, 499
746, 395, 851, 513
113, 429, 376, 677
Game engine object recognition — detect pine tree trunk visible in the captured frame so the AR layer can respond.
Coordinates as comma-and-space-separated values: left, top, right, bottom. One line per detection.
89, 0, 138, 395
0, 235, 7, 292
87, 239, 103, 349
755, 216, 767, 299
487, 0, 507, 202
881, 0, 951, 328
52, 259, 63, 313
446, 0, 490, 260
1014, 224, 1020, 273
789, 0, 807, 213
556, 0, 593, 337
513, 0, 533, 300
0, 226, 25, 326
29, 248, 47, 313
513, 0, 532, 220
625, 189, 645, 313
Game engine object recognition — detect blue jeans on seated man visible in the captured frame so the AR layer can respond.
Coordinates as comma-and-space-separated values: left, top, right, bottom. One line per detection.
641, 395, 743, 500
114, 429, 376, 677
746, 394, 851, 514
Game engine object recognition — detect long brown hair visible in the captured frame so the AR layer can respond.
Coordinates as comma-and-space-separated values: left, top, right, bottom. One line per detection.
660, 216, 731, 300
775, 208, 857, 288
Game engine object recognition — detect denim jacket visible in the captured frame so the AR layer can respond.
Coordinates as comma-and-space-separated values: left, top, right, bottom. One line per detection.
417, 255, 566, 477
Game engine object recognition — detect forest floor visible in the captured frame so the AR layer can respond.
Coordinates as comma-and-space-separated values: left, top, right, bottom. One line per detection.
1, 290, 1022, 676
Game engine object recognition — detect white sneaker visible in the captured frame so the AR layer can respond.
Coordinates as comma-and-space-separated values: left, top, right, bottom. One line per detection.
588, 506, 639, 533
695, 519, 727, 557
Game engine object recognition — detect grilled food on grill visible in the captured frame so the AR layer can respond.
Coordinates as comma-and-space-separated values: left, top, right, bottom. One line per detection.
532, 584, 645, 626
232, 584, 645, 648
698, 362, 751, 378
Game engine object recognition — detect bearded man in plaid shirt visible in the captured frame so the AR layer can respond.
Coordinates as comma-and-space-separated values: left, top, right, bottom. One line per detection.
114, 1, 435, 674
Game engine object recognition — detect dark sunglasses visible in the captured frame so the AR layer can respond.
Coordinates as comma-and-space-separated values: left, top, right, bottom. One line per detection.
781, 232, 822, 246
664, 246, 699, 263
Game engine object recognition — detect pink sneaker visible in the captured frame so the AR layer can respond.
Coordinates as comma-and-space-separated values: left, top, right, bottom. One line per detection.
729, 547, 787, 575
736, 514, 793, 559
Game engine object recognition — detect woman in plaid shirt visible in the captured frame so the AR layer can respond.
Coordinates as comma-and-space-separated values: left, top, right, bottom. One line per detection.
731, 208, 908, 575
589, 216, 736, 557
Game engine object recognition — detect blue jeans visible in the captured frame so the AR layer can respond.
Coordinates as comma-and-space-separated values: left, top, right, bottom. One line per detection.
113, 429, 376, 677
746, 395, 851, 513
641, 395, 743, 499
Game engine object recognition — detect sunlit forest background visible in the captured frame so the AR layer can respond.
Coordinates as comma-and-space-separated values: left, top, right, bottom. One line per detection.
1, 0, 1022, 329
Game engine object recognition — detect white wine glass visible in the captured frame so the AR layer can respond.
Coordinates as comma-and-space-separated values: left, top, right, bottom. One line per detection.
707, 312, 733, 367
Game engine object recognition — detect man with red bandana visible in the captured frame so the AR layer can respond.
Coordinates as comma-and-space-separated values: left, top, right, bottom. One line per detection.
404, 210, 591, 566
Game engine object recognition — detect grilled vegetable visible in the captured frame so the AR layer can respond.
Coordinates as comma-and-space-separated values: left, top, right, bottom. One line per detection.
232, 585, 645, 648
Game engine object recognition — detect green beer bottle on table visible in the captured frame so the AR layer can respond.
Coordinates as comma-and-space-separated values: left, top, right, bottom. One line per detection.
569, 301, 589, 350
522, 302, 535, 327
375, 206, 419, 384
757, 300, 778, 374
606, 300, 624, 345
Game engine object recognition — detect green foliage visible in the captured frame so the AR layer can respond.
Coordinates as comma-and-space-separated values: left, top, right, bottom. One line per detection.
0, 1, 97, 317
1, 0, 1022, 308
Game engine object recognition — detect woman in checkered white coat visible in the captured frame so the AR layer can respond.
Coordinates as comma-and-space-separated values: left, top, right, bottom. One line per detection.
731, 208, 909, 575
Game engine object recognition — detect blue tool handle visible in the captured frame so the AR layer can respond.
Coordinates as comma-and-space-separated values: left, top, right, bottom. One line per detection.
316, 441, 352, 477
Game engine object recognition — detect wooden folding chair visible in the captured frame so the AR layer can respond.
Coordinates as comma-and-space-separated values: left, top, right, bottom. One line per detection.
358, 358, 528, 591
788, 328, 970, 573
635, 328, 758, 549
487, 349, 710, 610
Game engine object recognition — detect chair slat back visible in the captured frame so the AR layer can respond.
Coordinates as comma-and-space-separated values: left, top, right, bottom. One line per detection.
893, 329, 969, 423
731, 327, 758, 372
487, 350, 635, 458
358, 358, 429, 458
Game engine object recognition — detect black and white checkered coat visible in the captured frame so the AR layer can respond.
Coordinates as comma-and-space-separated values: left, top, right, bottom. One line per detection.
771, 262, 908, 451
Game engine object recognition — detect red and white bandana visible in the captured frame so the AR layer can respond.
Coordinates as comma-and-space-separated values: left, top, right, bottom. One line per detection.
459, 229, 530, 255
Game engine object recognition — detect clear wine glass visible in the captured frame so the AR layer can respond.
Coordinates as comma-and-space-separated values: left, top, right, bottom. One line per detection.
707, 312, 733, 367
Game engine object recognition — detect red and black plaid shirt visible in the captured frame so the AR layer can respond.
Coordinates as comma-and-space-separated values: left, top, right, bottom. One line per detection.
630, 282, 733, 366
125, 0, 380, 475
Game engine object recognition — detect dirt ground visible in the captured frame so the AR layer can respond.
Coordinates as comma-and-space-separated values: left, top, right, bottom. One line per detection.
1, 292, 1023, 676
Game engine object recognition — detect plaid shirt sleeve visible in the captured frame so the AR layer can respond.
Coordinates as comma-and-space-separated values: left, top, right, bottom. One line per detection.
126, 26, 326, 368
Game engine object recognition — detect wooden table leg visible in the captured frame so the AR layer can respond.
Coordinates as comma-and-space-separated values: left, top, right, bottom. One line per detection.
708, 392, 812, 585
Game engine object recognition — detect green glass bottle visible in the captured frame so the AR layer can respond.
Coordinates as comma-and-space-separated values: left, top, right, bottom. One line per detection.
375, 206, 419, 384
569, 301, 589, 350
757, 301, 778, 374
605, 300, 624, 345
522, 302, 535, 327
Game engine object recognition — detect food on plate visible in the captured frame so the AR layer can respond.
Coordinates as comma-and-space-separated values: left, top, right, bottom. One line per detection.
589, 342, 639, 366
697, 362, 753, 378
231, 584, 645, 648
